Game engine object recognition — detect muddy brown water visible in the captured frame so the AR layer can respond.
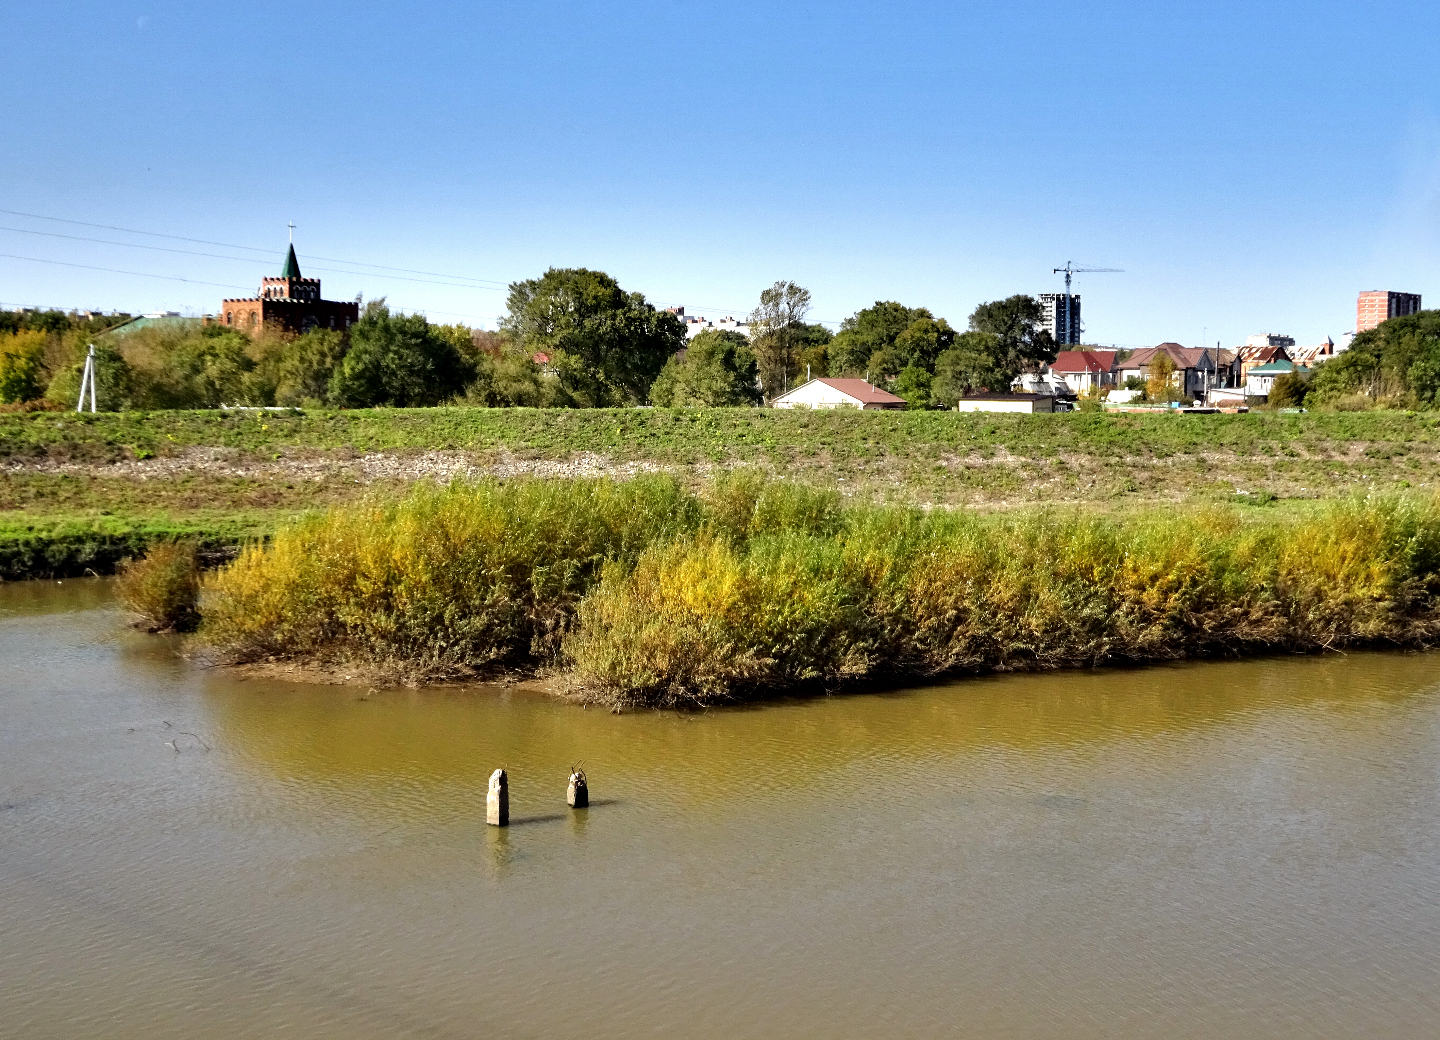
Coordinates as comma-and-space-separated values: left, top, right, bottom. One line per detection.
3, 580, 1439, 1039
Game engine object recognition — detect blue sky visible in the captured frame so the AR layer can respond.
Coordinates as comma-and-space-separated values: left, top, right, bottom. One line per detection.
3, 0, 1437, 348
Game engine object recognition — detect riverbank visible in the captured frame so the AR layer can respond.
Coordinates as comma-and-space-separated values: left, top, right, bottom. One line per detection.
195, 475, 1440, 708
4, 407, 1440, 578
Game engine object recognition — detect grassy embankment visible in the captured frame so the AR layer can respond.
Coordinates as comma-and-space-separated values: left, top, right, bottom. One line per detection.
199, 475, 1440, 708
5, 406, 1440, 576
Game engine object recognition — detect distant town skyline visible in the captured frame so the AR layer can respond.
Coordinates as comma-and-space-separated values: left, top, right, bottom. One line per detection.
2, 1, 1437, 348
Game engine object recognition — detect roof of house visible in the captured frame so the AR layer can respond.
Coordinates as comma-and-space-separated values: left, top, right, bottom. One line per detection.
100, 314, 202, 339
777, 378, 906, 406
1239, 345, 1290, 363
1124, 343, 1211, 369
960, 393, 1055, 402
1289, 341, 1337, 363
1051, 350, 1117, 373
1248, 361, 1297, 375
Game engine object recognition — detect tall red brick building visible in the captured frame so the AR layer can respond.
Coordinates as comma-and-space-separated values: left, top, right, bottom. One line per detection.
219, 243, 359, 335
1356, 290, 1422, 334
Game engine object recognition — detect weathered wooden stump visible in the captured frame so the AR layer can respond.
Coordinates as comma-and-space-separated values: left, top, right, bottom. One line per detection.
567, 768, 588, 809
487, 768, 509, 826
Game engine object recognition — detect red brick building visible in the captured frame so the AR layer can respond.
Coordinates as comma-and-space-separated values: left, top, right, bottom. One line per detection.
218, 244, 359, 335
1356, 290, 1422, 334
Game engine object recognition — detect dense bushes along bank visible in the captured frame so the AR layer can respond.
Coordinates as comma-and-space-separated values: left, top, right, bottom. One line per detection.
197, 476, 1440, 707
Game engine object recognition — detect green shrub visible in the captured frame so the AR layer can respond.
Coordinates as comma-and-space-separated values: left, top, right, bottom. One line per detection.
0, 331, 47, 404
200, 476, 701, 673
566, 494, 1440, 706
116, 541, 201, 632
196, 472, 1440, 705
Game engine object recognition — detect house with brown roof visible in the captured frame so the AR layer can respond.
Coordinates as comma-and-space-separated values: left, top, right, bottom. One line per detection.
771, 377, 907, 410
1238, 344, 1292, 380
1289, 337, 1338, 368
1117, 343, 1231, 399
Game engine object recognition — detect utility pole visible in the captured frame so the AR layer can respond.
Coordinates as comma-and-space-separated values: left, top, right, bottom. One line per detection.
75, 344, 98, 413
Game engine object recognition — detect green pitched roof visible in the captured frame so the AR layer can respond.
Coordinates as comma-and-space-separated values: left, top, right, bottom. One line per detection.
280, 244, 301, 279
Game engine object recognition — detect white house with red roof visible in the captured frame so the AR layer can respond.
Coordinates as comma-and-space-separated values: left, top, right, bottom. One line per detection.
771, 377, 907, 410
1047, 349, 1118, 391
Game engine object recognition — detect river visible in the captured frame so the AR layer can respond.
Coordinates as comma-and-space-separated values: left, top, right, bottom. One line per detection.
2, 579, 1438, 1039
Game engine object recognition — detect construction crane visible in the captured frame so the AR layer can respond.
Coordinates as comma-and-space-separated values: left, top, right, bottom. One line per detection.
1050, 261, 1122, 345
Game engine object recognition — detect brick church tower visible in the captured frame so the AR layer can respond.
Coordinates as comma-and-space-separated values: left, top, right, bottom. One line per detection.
219, 238, 360, 335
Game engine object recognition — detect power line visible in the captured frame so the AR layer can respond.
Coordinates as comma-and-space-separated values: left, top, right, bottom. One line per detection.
0, 226, 503, 291
0, 208, 511, 286
0, 253, 255, 291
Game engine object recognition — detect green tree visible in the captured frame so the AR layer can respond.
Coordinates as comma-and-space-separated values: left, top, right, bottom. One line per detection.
1307, 311, 1440, 408
501, 268, 682, 406
930, 331, 1008, 405
329, 305, 470, 407
464, 350, 565, 408
966, 295, 1058, 378
274, 328, 349, 406
747, 281, 812, 399
649, 329, 762, 407
794, 322, 834, 382
0, 331, 47, 403
892, 364, 934, 410
829, 302, 941, 377
172, 326, 256, 407
1267, 370, 1309, 408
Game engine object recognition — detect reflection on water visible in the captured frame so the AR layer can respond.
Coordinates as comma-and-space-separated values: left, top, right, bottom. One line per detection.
2, 579, 1439, 1039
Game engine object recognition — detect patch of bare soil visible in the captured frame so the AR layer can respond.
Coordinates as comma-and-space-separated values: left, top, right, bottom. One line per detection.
2, 446, 673, 483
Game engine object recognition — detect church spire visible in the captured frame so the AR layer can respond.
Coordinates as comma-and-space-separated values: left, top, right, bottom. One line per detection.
281, 243, 301, 280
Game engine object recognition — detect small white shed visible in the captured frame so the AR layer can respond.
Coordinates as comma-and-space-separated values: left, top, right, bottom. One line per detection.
954, 393, 1057, 413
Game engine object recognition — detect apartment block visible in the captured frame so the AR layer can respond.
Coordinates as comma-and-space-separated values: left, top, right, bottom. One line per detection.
1356, 291, 1422, 334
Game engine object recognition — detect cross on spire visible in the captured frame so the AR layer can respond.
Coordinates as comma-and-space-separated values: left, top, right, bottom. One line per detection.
287, 221, 296, 243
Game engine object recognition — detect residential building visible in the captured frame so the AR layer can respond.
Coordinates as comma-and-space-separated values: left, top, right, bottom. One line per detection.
1245, 333, 1295, 350
1290, 336, 1339, 367
667, 306, 751, 340
1246, 360, 1297, 397
955, 393, 1058, 414
1237, 343, 1292, 380
1047, 349, 1117, 392
1116, 343, 1228, 398
1036, 293, 1081, 345
771, 377, 906, 410
1356, 291, 1422, 334
217, 243, 359, 335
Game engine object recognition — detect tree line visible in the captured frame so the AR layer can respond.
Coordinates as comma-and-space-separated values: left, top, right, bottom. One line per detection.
0, 268, 1066, 410
24, 269, 1440, 413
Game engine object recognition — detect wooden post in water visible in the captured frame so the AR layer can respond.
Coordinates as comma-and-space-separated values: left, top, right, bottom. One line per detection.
487, 769, 509, 826
567, 767, 588, 809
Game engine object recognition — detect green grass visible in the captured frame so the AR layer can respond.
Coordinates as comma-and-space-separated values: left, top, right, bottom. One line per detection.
7, 407, 1440, 578
0, 514, 267, 579
6, 406, 1440, 463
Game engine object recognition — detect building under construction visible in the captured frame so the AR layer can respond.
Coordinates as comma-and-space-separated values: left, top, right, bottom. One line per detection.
1036, 293, 1081, 345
